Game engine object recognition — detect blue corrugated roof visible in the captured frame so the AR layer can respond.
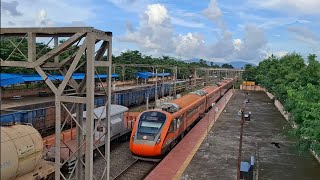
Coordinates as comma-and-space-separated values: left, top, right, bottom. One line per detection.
136, 71, 171, 79
0, 73, 119, 87
0, 73, 25, 87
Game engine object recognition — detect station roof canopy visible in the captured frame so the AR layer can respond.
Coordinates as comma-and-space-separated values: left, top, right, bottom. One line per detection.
0, 73, 25, 87
0, 73, 119, 87
136, 71, 171, 79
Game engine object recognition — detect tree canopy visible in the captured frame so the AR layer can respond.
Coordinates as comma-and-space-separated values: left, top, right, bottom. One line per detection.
221, 63, 234, 69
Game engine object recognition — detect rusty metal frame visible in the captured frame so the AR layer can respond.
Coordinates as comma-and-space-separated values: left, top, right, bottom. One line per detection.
0, 27, 112, 180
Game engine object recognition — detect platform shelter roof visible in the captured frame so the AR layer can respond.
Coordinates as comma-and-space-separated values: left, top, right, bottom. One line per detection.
136, 71, 171, 79
0, 73, 25, 87
0, 73, 119, 87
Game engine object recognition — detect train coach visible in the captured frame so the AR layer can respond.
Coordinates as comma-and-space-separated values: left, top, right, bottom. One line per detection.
129, 78, 236, 161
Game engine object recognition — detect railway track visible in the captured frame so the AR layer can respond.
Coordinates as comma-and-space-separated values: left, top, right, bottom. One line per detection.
113, 160, 157, 180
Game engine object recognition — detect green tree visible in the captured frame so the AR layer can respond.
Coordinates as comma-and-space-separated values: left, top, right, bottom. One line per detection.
243, 64, 256, 81
221, 63, 234, 69
252, 53, 320, 155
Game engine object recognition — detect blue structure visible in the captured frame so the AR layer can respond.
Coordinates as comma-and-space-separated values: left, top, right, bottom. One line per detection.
240, 156, 255, 180
0, 73, 119, 87
0, 73, 25, 87
136, 72, 171, 79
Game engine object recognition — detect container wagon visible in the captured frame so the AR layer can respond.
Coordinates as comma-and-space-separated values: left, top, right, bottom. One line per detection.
43, 104, 140, 172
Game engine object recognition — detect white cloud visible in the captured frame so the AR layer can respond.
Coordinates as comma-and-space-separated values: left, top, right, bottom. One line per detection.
201, 1, 267, 61
175, 33, 205, 58
261, 49, 288, 59
288, 26, 319, 41
288, 26, 320, 53
37, 9, 50, 26
166, 6, 206, 29
236, 25, 267, 60
1, 1, 22, 16
145, 4, 169, 26
120, 4, 206, 58
1, 0, 94, 27
237, 11, 312, 29
171, 17, 205, 28
250, 0, 320, 15
202, 0, 225, 30
119, 2, 268, 62
233, 39, 242, 51
119, 4, 174, 54
203, 0, 222, 21
106, 0, 150, 13
273, 51, 288, 57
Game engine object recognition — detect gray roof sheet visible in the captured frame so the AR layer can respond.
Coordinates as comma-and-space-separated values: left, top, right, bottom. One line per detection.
73, 104, 128, 119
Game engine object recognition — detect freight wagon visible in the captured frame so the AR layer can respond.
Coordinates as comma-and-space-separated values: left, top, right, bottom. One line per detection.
43, 104, 140, 172
0, 83, 178, 133
1, 124, 55, 180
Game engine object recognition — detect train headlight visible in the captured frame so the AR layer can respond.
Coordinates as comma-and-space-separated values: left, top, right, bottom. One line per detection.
132, 135, 135, 142
156, 136, 161, 144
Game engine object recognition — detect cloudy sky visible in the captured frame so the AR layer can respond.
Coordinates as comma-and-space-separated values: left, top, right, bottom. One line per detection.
2, 0, 320, 63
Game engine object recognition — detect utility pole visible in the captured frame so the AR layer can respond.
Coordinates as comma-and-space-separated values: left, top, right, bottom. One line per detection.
146, 88, 149, 110
162, 69, 165, 98
237, 110, 245, 180
237, 94, 247, 180
122, 66, 125, 82
193, 69, 197, 90
155, 69, 158, 103
174, 66, 177, 98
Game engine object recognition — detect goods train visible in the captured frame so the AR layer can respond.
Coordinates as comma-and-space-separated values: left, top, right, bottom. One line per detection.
129, 77, 237, 160
0, 79, 202, 133
0, 83, 177, 132
43, 104, 140, 172
1, 124, 55, 180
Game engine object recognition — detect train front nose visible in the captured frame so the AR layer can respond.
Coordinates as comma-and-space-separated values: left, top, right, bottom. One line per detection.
130, 111, 167, 157
130, 141, 160, 157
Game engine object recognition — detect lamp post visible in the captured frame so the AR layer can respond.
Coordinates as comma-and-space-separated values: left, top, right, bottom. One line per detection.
237, 108, 245, 180
206, 103, 216, 143
136, 77, 139, 86
146, 88, 149, 110
155, 69, 158, 105
214, 106, 219, 122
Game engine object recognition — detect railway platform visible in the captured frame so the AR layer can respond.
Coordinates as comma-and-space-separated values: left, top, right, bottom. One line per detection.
146, 90, 320, 180
146, 89, 234, 180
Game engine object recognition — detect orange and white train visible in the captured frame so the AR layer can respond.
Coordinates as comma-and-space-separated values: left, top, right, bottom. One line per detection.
129, 77, 237, 161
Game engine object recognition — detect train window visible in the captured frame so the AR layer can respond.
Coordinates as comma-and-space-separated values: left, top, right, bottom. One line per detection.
176, 115, 183, 129
168, 120, 175, 133
174, 119, 177, 130
187, 108, 197, 118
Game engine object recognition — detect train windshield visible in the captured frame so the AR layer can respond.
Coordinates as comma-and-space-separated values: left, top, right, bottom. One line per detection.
137, 111, 166, 137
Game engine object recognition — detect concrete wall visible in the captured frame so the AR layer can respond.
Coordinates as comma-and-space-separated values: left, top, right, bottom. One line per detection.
240, 85, 266, 91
